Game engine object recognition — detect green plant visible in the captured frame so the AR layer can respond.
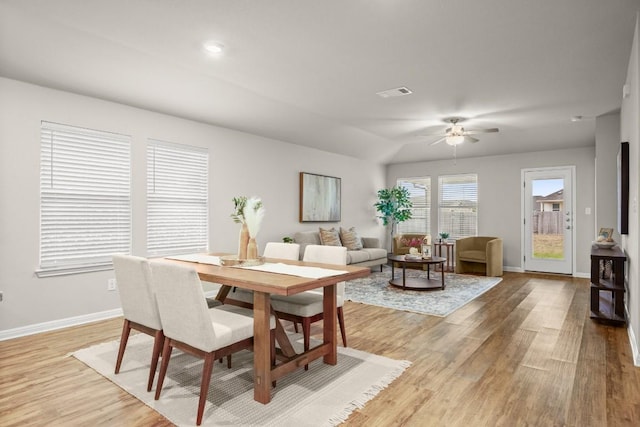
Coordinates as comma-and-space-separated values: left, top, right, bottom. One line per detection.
374, 186, 412, 243
439, 231, 450, 240
230, 196, 248, 223
282, 236, 294, 243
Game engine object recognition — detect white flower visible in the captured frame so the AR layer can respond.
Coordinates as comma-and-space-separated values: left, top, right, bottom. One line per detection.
244, 197, 265, 238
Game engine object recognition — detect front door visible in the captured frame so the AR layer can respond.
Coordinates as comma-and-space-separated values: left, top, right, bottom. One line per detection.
522, 167, 574, 274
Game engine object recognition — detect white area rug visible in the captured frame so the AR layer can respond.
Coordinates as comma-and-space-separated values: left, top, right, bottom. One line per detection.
72, 334, 410, 426
346, 266, 503, 317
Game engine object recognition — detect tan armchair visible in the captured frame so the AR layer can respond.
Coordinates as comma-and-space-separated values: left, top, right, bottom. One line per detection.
393, 234, 427, 270
455, 236, 503, 277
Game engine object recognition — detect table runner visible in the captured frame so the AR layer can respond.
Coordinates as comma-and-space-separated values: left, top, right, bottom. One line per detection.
239, 262, 348, 279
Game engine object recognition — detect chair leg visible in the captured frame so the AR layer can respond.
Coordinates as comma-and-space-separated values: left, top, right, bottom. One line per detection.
147, 330, 165, 392
155, 339, 173, 401
271, 329, 277, 388
337, 307, 347, 347
293, 322, 299, 333
197, 353, 215, 426
115, 319, 131, 374
226, 355, 232, 369
303, 318, 311, 371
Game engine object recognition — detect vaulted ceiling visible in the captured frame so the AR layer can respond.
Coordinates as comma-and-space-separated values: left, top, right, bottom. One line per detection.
1, 0, 638, 164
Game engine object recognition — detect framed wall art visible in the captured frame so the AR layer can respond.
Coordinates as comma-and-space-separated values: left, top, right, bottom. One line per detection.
299, 172, 341, 222
618, 141, 629, 235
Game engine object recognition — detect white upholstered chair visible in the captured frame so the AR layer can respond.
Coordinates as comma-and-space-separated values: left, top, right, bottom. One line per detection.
112, 254, 164, 392
150, 261, 275, 426
225, 242, 301, 305
263, 241, 301, 260
278, 245, 349, 351
225, 244, 347, 370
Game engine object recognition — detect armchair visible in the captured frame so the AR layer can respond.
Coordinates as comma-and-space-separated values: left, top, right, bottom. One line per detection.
455, 236, 503, 277
393, 233, 427, 270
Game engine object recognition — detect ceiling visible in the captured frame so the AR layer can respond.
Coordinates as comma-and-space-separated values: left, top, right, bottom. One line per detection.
1, 0, 638, 164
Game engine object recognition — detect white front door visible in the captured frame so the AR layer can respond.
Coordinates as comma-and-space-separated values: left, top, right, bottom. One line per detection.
522, 167, 574, 274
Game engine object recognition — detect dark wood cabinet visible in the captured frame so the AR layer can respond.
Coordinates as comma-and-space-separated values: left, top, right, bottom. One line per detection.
590, 245, 626, 325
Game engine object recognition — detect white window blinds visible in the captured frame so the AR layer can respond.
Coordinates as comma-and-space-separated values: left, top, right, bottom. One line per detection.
397, 177, 431, 234
147, 140, 208, 256
39, 121, 131, 275
438, 174, 478, 239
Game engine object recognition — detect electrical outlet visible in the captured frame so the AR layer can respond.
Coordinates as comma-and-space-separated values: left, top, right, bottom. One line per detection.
107, 279, 117, 291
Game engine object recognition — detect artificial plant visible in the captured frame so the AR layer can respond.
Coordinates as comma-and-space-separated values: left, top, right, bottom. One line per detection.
374, 186, 412, 247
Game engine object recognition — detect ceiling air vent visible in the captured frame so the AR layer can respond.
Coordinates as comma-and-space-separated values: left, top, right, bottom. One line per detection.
376, 87, 413, 98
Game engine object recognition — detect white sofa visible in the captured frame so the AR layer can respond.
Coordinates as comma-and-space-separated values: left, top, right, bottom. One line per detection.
293, 231, 387, 270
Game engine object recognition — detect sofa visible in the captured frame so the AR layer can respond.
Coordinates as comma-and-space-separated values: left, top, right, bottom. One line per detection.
455, 236, 503, 277
293, 230, 387, 270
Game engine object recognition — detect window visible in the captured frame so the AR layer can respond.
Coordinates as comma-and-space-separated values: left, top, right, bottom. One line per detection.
552, 203, 560, 211
397, 177, 430, 234
438, 174, 477, 240
147, 140, 208, 256
39, 121, 131, 276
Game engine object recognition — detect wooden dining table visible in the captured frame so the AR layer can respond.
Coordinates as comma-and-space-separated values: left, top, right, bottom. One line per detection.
161, 254, 370, 404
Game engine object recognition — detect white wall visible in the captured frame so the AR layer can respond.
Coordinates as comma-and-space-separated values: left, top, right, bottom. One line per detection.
621, 16, 640, 365
387, 147, 596, 274
595, 112, 621, 242
0, 77, 385, 334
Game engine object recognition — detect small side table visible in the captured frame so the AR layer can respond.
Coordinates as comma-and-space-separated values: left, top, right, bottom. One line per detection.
433, 241, 454, 272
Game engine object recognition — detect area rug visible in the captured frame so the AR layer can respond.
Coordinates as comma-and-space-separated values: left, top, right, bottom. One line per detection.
72, 333, 410, 426
345, 266, 502, 317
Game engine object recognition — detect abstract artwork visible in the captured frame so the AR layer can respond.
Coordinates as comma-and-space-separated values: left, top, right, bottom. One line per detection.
299, 172, 341, 222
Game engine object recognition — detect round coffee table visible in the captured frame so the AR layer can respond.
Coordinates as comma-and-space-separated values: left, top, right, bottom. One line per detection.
387, 254, 446, 290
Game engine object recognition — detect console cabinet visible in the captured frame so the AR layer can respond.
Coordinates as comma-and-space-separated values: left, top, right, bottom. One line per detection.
590, 245, 626, 326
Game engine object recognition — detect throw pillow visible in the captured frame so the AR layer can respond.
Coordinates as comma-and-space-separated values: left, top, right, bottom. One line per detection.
318, 227, 342, 246
340, 227, 363, 250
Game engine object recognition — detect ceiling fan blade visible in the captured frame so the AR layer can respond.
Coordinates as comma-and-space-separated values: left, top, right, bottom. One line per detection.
430, 137, 446, 146
464, 136, 479, 143
464, 128, 499, 135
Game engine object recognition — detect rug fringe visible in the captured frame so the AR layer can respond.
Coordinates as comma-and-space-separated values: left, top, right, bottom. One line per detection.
326, 359, 412, 426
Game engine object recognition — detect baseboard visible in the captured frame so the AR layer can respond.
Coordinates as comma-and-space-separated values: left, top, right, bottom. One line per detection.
0, 308, 123, 342
503, 266, 524, 273
573, 271, 590, 279
628, 320, 640, 367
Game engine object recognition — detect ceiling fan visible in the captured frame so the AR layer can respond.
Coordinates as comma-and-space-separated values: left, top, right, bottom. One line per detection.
421, 117, 499, 146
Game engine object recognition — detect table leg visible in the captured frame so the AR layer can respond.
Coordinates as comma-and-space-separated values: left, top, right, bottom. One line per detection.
323, 284, 337, 365
402, 263, 406, 289
253, 291, 272, 404
427, 263, 431, 280
441, 262, 445, 289
214, 284, 231, 302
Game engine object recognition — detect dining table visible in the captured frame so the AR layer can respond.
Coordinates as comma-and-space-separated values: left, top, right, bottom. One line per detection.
161, 253, 370, 404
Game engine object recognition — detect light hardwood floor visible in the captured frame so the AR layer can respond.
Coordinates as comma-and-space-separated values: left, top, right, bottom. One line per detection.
1, 272, 639, 426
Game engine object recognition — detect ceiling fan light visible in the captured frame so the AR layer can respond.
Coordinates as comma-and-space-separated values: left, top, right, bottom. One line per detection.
446, 135, 465, 146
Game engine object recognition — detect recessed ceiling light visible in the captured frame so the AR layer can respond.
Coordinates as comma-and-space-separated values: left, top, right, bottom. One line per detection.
203, 41, 224, 55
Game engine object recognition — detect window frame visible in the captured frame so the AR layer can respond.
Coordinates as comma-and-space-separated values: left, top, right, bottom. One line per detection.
438, 173, 478, 240
396, 177, 431, 235
146, 139, 209, 257
37, 121, 132, 277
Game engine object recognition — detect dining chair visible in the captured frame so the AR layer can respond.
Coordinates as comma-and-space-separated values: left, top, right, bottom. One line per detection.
225, 242, 300, 306
112, 254, 165, 393
274, 245, 348, 352
149, 260, 275, 426
263, 241, 301, 260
